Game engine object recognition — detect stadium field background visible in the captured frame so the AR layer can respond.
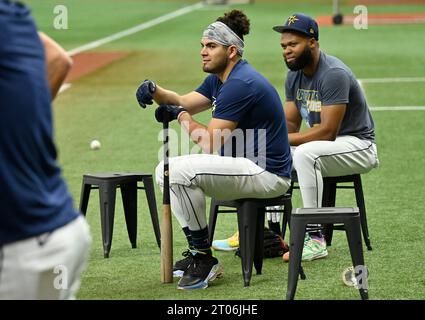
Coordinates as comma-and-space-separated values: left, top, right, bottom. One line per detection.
25, 0, 425, 299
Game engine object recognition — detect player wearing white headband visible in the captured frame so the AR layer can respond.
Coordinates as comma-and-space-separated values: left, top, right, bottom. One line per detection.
136, 10, 292, 290
202, 21, 245, 56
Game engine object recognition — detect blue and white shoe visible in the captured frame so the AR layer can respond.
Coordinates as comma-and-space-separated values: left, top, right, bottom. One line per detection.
177, 253, 223, 290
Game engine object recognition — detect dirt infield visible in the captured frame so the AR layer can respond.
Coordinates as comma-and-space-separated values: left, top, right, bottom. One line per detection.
317, 12, 425, 26
65, 52, 128, 83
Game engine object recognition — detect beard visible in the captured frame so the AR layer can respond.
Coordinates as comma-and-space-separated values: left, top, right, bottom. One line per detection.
202, 55, 228, 74
285, 46, 312, 71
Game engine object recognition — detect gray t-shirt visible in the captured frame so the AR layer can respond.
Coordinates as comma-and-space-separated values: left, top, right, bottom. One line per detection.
285, 52, 375, 142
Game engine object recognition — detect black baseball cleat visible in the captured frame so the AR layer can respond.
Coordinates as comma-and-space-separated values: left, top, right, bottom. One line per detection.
173, 249, 194, 278
177, 253, 223, 290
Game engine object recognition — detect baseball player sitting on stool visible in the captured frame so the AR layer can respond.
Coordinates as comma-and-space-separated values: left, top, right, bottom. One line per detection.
0, 0, 91, 299
136, 10, 292, 290
273, 13, 379, 262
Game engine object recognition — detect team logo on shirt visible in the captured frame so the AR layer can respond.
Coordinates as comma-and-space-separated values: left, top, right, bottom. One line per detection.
296, 89, 321, 127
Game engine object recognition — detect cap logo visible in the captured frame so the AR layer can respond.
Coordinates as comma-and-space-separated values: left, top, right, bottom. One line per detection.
287, 15, 299, 25
309, 27, 314, 34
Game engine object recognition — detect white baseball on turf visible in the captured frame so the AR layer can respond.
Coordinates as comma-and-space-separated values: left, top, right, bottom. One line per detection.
90, 140, 101, 150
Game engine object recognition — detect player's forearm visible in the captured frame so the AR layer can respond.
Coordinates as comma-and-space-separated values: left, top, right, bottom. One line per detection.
289, 125, 337, 146
153, 85, 184, 106
178, 113, 218, 154
39, 32, 72, 100
286, 120, 301, 134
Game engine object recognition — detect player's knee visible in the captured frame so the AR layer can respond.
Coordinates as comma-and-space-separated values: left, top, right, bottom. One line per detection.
156, 156, 195, 187
169, 160, 193, 186
293, 145, 316, 170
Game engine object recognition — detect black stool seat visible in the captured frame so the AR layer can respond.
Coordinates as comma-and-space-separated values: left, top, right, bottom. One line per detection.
209, 194, 292, 287
289, 173, 372, 250
287, 207, 368, 300
79, 172, 160, 258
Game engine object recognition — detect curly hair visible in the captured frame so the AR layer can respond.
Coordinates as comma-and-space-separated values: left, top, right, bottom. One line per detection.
216, 10, 250, 41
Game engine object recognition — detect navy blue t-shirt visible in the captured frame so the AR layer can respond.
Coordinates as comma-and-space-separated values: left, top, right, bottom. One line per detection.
196, 60, 292, 178
0, 1, 79, 244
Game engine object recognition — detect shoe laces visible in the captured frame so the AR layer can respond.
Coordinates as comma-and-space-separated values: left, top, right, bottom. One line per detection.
304, 234, 325, 245
185, 253, 212, 277
304, 234, 312, 244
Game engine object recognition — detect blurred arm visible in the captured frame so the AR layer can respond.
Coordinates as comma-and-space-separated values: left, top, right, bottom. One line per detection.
39, 32, 73, 100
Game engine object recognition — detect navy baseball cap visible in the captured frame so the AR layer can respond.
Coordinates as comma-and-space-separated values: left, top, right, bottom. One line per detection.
273, 13, 319, 41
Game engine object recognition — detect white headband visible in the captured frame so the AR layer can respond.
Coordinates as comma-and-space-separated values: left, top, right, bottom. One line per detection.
202, 21, 244, 56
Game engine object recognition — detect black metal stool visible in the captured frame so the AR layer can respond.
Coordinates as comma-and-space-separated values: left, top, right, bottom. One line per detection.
289, 172, 372, 250
79, 173, 161, 258
287, 207, 368, 300
208, 194, 292, 286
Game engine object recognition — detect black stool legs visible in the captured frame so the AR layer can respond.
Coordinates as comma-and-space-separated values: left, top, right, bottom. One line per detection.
208, 198, 234, 245
281, 196, 292, 240
208, 195, 291, 287
286, 217, 307, 300
286, 207, 368, 300
99, 181, 117, 258
322, 175, 372, 251
237, 201, 261, 287
344, 216, 369, 300
292, 173, 373, 251
353, 176, 372, 251
141, 175, 161, 248
121, 182, 138, 249
79, 181, 91, 216
254, 208, 265, 276
79, 173, 160, 258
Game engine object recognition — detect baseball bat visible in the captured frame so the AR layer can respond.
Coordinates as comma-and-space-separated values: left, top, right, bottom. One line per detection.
160, 112, 173, 283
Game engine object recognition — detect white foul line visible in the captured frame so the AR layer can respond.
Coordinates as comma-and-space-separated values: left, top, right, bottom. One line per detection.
67, 2, 204, 56
60, 2, 204, 93
359, 77, 425, 84
369, 106, 425, 111
358, 78, 425, 111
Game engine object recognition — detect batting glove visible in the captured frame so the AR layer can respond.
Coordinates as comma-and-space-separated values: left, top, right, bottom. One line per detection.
136, 79, 156, 108
155, 104, 187, 123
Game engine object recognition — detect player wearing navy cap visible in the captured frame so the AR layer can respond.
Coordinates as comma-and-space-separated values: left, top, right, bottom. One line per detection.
273, 13, 379, 262
273, 13, 319, 41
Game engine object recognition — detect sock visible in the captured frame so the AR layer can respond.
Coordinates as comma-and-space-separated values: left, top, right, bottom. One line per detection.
182, 227, 194, 250
190, 227, 212, 256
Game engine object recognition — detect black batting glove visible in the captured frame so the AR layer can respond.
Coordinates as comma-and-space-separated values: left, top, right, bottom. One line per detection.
135, 79, 156, 108
155, 104, 187, 123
